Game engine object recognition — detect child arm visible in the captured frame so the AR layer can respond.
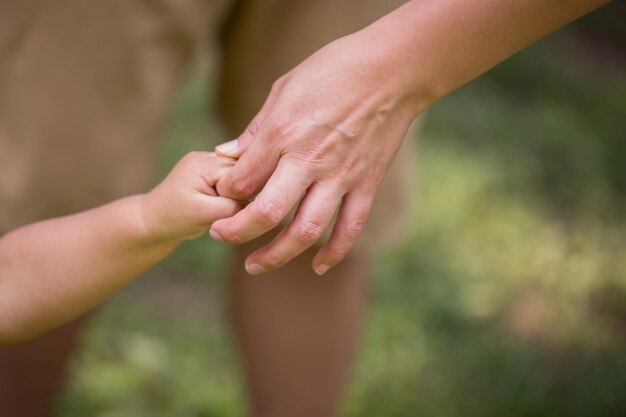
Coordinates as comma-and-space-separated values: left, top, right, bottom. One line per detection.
0, 152, 240, 346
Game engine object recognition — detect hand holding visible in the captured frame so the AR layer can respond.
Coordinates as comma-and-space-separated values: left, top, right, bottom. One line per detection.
211, 30, 422, 275
140, 152, 243, 243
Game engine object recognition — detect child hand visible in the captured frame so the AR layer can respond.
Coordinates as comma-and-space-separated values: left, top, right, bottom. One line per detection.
140, 152, 244, 243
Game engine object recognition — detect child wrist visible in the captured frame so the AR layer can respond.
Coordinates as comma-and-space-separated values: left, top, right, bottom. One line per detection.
135, 195, 180, 247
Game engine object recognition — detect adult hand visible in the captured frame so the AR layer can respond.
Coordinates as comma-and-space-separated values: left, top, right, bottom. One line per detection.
210, 0, 611, 276
211, 29, 425, 276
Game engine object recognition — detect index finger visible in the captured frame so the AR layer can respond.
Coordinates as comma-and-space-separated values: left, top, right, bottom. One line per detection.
215, 136, 282, 201
210, 159, 311, 244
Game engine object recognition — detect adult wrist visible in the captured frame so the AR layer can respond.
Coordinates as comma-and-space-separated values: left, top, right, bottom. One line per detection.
350, 22, 435, 121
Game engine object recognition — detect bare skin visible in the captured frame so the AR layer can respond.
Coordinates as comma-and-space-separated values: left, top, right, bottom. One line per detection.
212, 0, 611, 275
0, 153, 241, 346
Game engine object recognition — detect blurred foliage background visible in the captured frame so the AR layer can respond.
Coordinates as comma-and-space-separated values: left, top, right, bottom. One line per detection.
56, 3, 626, 417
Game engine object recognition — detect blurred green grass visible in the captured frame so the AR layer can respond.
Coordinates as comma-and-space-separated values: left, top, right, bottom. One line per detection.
56, 26, 626, 417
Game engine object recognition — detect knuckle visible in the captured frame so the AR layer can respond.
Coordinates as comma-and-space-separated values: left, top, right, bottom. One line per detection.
259, 254, 285, 271
229, 177, 256, 199
180, 151, 213, 173
271, 119, 297, 142
245, 118, 261, 136
271, 74, 288, 91
255, 198, 284, 226
221, 227, 245, 244
182, 151, 204, 162
301, 142, 329, 165
293, 219, 325, 245
332, 161, 355, 181
341, 220, 365, 241
367, 166, 387, 187
288, 142, 332, 176
323, 245, 348, 264
177, 152, 195, 168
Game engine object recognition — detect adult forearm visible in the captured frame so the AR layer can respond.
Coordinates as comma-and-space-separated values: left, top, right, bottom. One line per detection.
0, 196, 177, 346
362, 0, 610, 110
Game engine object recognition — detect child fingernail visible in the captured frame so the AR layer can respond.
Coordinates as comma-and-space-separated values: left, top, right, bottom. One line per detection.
216, 139, 239, 156
246, 263, 266, 275
315, 264, 331, 275
209, 228, 223, 241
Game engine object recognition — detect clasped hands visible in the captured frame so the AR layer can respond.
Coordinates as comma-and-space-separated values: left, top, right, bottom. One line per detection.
142, 32, 420, 276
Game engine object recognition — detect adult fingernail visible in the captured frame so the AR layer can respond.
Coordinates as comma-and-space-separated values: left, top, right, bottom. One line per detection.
209, 228, 223, 241
215, 139, 239, 156
246, 263, 266, 275
315, 264, 331, 276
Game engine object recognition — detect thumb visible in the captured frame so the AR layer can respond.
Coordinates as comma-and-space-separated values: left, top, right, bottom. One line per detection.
215, 128, 253, 159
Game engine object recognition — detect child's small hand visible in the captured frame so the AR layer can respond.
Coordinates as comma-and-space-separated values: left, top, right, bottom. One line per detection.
140, 152, 243, 243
